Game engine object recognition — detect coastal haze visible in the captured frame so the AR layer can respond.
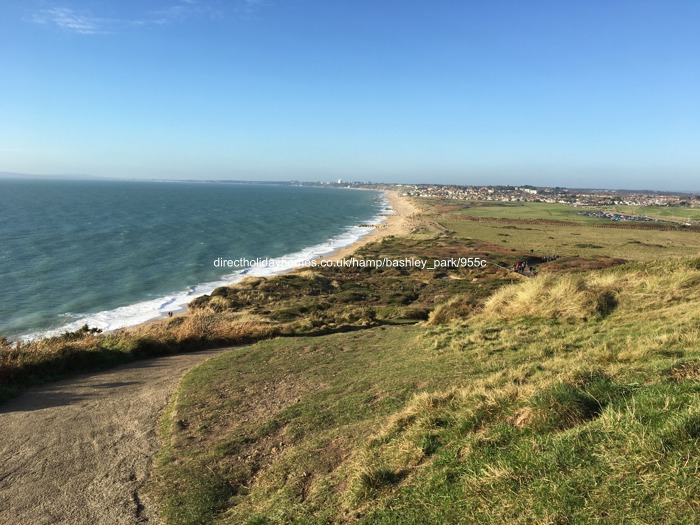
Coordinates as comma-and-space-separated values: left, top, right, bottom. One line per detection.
1, 1, 698, 190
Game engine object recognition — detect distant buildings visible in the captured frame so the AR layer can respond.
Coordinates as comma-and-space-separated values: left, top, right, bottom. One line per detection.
391, 184, 699, 210
302, 180, 700, 217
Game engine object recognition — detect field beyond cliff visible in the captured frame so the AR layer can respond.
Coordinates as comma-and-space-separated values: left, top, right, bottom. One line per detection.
144, 199, 700, 524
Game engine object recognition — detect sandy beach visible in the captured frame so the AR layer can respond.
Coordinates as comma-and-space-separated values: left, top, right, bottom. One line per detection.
322, 190, 421, 262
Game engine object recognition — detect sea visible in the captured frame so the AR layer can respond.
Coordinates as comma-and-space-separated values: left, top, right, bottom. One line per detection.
0, 179, 388, 340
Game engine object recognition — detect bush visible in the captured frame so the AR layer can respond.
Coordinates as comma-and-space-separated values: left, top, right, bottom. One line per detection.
426, 295, 480, 325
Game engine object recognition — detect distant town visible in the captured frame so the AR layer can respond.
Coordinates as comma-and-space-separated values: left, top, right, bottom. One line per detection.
316, 180, 700, 208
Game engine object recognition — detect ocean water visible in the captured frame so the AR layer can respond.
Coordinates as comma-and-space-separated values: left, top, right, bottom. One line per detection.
0, 179, 387, 340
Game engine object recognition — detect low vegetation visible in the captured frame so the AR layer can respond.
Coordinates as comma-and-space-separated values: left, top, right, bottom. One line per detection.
3, 197, 700, 523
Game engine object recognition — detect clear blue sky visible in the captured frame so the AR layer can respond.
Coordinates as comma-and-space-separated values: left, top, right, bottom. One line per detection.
1, 1, 698, 190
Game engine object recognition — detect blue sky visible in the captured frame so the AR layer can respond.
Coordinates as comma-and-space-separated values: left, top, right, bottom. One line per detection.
1, 1, 698, 190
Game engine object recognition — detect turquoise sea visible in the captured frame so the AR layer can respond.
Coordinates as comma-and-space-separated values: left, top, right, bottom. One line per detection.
0, 179, 386, 339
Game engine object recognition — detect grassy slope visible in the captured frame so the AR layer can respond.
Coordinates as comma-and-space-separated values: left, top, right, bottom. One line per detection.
148, 200, 700, 524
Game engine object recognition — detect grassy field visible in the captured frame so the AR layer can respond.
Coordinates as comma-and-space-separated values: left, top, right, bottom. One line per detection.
145, 198, 700, 524
418, 199, 700, 261
435, 200, 607, 223
443, 218, 700, 260
424, 199, 700, 225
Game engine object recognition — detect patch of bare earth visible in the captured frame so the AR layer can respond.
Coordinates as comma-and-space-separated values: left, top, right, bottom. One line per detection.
170, 375, 328, 497
0, 348, 229, 525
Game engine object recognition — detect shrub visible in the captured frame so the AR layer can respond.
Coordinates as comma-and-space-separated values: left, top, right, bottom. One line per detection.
482, 273, 619, 321
426, 295, 480, 325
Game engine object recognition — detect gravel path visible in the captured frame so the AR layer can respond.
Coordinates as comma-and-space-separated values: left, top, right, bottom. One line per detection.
0, 348, 230, 525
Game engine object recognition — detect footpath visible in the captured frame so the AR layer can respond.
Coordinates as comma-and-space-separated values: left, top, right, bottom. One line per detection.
0, 347, 229, 525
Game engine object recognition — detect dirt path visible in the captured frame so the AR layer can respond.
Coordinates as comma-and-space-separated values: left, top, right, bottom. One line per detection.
0, 347, 231, 525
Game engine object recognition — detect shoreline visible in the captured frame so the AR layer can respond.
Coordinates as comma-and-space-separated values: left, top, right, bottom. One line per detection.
320, 190, 420, 263
23, 190, 419, 341
136, 190, 419, 332
162, 191, 418, 314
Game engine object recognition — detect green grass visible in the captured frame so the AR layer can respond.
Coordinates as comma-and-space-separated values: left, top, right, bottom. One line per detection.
147, 325, 466, 524
417, 199, 700, 260
443, 217, 700, 260
443, 201, 607, 223
147, 257, 700, 524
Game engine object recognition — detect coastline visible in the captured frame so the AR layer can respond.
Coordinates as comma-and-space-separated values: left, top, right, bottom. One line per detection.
161, 190, 419, 316
321, 190, 420, 263
136, 191, 419, 332
158, 190, 419, 303
26, 190, 419, 341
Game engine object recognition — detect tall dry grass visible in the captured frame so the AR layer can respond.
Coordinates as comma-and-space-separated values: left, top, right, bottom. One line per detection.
176, 308, 274, 344
426, 257, 700, 327
0, 310, 277, 399
425, 295, 480, 325
481, 273, 619, 320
